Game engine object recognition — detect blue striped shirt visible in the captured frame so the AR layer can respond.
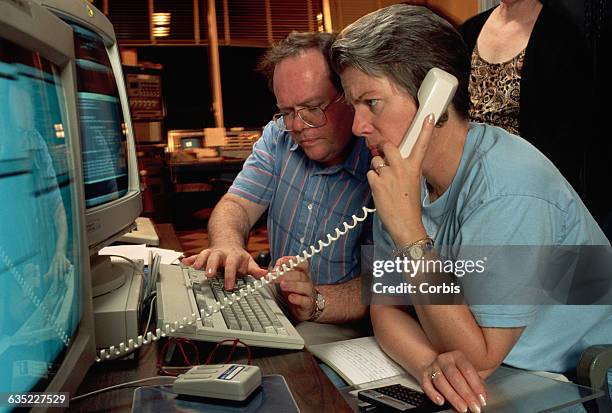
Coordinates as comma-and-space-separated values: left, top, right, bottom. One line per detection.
229, 121, 372, 285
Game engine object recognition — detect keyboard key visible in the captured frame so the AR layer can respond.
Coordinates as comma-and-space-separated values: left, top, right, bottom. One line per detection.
161, 266, 304, 349
220, 309, 240, 331
189, 273, 286, 336
255, 296, 284, 327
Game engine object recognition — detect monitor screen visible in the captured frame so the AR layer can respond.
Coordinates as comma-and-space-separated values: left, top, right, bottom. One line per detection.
70, 23, 128, 209
0, 35, 82, 396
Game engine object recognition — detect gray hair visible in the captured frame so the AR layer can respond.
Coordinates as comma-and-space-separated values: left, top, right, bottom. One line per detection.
257, 31, 342, 92
330, 4, 470, 118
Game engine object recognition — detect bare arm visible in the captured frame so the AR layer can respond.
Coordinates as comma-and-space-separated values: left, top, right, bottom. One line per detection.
53, 201, 68, 258
208, 193, 266, 247
372, 304, 488, 413
315, 277, 368, 323
391, 235, 523, 371
44, 200, 70, 284
370, 304, 438, 377
182, 193, 268, 289
413, 304, 524, 372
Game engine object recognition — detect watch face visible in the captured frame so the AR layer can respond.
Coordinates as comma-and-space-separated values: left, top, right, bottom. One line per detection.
408, 245, 424, 260
316, 293, 326, 309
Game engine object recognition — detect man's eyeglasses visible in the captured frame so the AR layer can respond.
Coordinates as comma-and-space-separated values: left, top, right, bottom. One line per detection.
272, 94, 344, 132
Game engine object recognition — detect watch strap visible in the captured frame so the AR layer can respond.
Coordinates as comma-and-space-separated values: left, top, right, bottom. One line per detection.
309, 289, 325, 322
393, 236, 434, 258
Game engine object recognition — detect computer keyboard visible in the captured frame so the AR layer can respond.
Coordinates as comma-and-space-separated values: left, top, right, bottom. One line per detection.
156, 264, 304, 349
206, 276, 287, 334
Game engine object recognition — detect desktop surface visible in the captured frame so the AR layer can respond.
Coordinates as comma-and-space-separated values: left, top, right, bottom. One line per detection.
71, 222, 352, 413
340, 366, 604, 413
73, 344, 351, 412
70, 222, 605, 413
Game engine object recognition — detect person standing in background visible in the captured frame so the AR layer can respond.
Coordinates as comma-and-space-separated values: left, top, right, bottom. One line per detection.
459, 0, 608, 237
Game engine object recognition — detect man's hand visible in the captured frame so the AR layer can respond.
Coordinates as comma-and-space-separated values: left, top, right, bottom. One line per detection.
182, 245, 268, 290
273, 256, 317, 322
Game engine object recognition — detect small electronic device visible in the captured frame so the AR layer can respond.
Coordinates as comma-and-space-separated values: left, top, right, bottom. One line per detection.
125, 69, 164, 120
92, 258, 144, 349
181, 137, 203, 150
399, 68, 458, 158
172, 364, 262, 401
358, 384, 450, 413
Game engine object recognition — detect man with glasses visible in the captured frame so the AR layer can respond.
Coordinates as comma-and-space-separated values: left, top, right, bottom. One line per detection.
183, 32, 372, 339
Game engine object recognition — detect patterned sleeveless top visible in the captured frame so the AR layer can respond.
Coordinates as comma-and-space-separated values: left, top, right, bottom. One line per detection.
468, 45, 525, 136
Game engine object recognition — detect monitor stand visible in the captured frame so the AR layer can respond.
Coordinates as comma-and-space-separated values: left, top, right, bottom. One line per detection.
90, 254, 133, 297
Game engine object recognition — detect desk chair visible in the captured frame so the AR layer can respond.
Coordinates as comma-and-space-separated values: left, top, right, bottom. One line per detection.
578, 344, 612, 412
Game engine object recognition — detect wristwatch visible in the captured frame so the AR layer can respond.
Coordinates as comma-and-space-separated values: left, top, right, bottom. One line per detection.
393, 236, 434, 260
309, 289, 326, 322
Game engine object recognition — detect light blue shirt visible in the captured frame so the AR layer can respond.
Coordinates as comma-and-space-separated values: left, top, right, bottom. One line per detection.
229, 121, 372, 284
375, 122, 612, 373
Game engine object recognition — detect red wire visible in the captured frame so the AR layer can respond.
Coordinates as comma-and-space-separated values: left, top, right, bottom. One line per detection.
158, 337, 252, 376
176, 339, 200, 365
157, 338, 200, 376
205, 338, 252, 365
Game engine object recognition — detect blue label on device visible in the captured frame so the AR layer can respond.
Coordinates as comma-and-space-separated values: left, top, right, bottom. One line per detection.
218, 365, 244, 380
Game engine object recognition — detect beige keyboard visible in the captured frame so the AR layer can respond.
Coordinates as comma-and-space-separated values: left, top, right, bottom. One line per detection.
156, 264, 304, 349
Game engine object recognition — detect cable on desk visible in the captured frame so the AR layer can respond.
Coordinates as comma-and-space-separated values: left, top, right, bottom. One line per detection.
143, 294, 157, 338
206, 338, 252, 366
158, 338, 200, 376
156, 337, 252, 376
70, 376, 176, 402
104, 254, 144, 280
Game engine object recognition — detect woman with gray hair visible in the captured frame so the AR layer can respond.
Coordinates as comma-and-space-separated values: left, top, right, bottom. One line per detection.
331, 4, 611, 413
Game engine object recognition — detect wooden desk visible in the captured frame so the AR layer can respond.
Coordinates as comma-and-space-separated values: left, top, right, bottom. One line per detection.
71, 222, 352, 412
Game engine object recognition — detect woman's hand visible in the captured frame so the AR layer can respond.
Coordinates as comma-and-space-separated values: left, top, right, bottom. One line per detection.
366, 114, 435, 246
420, 350, 487, 413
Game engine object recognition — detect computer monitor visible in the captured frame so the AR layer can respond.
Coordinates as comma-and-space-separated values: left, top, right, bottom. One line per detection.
37, 0, 143, 296
0, 0, 95, 406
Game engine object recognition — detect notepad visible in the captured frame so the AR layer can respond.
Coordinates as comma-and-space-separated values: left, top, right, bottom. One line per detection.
99, 244, 183, 264
308, 336, 411, 386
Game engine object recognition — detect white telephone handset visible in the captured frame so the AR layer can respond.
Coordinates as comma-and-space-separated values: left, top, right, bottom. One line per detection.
399, 68, 458, 158
95, 69, 458, 361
